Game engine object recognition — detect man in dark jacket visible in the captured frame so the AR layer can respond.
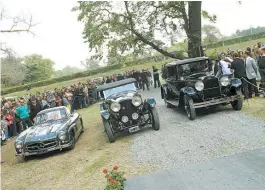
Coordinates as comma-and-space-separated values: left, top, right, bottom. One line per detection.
140, 69, 149, 91
230, 52, 248, 98
258, 45, 265, 94
152, 66, 161, 88
29, 98, 42, 123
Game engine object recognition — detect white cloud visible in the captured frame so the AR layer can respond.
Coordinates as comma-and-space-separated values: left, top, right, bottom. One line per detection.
1, 0, 264, 70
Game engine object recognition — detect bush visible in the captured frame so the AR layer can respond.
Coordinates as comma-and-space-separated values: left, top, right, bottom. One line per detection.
103, 165, 126, 190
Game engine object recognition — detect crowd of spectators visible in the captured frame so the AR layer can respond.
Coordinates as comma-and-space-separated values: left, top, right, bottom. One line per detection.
0, 67, 161, 144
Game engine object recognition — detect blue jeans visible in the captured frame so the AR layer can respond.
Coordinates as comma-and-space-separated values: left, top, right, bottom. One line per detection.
4, 130, 9, 139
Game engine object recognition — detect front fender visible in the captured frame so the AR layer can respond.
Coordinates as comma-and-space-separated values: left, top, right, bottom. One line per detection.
230, 78, 242, 88
100, 103, 110, 120
145, 98, 156, 108
180, 87, 197, 96
161, 84, 169, 99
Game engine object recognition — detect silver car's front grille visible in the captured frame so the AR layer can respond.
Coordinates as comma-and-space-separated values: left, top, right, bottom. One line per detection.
26, 140, 57, 152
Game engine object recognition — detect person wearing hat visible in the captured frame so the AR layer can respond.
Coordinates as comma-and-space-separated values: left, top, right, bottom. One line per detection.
16, 99, 32, 130
257, 44, 265, 94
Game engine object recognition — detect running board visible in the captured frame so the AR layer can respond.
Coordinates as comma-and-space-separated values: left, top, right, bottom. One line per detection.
166, 100, 179, 107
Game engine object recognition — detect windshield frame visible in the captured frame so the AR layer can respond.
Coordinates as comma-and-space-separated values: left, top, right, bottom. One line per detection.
102, 83, 136, 99
176, 60, 209, 77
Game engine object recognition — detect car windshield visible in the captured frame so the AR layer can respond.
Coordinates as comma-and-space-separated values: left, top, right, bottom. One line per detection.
103, 83, 136, 99
35, 109, 67, 124
177, 61, 209, 76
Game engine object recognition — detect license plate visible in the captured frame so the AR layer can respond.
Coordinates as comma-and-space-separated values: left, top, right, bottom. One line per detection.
129, 126, 140, 133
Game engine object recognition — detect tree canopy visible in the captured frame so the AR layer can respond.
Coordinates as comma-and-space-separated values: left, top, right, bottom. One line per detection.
73, 1, 216, 59
202, 24, 222, 45
54, 66, 82, 78
23, 54, 55, 83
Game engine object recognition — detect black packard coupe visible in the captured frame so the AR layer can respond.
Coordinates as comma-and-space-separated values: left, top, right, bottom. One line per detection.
97, 78, 160, 143
14, 106, 84, 158
161, 57, 243, 120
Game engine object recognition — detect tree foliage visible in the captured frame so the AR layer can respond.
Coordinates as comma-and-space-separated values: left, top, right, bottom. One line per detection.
23, 54, 55, 83
1, 56, 26, 86
80, 58, 100, 70
202, 24, 222, 44
73, 1, 216, 59
236, 26, 265, 37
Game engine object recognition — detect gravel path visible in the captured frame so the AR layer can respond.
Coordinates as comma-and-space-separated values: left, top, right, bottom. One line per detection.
131, 87, 265, 170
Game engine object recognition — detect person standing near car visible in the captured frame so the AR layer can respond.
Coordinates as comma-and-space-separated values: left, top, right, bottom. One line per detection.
140, 69, 150, 91
152, 66, 161, 88
244, 51, 259, 98
29, 97, 42, 123
257, 45, 265, 95
16, 99, 32, 130
230, 52, 248, 99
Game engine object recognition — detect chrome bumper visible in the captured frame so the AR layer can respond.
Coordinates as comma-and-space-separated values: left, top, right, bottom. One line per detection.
16, 141, 72, 157
193, 95, 242, 108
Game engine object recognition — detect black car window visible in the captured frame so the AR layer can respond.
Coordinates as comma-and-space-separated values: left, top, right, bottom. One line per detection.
167, 66, 177, 78
177, 61, 209, 76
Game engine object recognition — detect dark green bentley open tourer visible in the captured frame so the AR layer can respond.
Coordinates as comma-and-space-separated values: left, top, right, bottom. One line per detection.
14, 106, 84, 158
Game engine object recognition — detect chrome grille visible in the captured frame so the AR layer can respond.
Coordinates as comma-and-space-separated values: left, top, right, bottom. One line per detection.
26, 140, 57, 152
203, 77, 221, 100
119, 100, 139, 125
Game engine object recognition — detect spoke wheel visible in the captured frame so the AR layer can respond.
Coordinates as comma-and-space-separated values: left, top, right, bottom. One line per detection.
184, 95, 196, 120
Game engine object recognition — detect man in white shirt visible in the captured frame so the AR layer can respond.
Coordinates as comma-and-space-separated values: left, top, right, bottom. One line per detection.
220, 57, 232, 76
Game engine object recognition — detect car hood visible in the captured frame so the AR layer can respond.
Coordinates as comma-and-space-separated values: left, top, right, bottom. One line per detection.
22, 120, 68, 143
106, 91, 137, 102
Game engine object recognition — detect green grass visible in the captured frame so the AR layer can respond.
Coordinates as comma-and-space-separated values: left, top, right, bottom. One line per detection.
242, 97, 265, 121
5, 58, 173, 97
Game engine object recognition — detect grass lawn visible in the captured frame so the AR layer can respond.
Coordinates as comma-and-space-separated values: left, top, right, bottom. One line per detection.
242, 97, 265, 121
4, 58, 173, 98
1, 103, 155, 190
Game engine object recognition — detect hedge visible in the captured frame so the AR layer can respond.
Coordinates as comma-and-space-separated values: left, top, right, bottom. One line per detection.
204, 32, 265, 49
1, 54, 172, 95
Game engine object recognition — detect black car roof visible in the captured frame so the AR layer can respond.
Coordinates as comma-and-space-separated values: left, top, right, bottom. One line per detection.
166, 57, 209, 67
38, 106, 66, 115
97, 78, 136, 91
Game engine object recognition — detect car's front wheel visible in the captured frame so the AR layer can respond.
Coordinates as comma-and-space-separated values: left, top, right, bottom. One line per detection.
184, 95, 196, 120
67, 131, 75, 150
231, 89, 243, 111
149, 107, 160, 131
103, 119, 115, 143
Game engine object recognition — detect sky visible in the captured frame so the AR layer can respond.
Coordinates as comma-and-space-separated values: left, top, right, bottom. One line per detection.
1, 0, 265, 70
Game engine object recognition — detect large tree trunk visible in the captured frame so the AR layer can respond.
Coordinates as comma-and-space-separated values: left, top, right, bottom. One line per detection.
187, 1, 202, 58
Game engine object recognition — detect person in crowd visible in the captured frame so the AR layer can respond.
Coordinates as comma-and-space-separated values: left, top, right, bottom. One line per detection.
16, 99, 32, 130
244, 51, 259, 98
230, 52, 248, 99
218, 56, 232, 77
152, 66, 161, 88
29, 97, 42, 123
257, 44, 265, 95
140, 69, 150, 91
65, 87, 74, 112
46, 91, 56, 108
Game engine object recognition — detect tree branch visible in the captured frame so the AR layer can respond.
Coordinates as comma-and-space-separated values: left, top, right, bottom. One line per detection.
124, 1, 183, 59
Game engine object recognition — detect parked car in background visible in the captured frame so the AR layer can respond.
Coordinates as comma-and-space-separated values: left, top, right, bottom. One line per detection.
161, 57, 243, 120
97, 78, 160, 143
14, 106, 84, 158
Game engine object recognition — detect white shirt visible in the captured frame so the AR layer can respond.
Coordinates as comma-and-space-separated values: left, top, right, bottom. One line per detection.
220, 60, 232, 75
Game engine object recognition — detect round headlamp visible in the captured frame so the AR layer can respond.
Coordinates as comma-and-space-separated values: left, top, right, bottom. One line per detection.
110, 102, 121, 112
132, 113, 139, 120
195, 80, 204, 91
58, 131, 66, 140
15, 141, 23, 149
220, 76, 230, 86
132, 96, 142, 107
121, 116, 129, 123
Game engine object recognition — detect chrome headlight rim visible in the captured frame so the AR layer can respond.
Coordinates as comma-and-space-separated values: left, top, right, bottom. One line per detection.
121, 116, 129, 123
195, 80, 204, 91
110, 101, 121, 112
58, 131, 66, 140
15, 141, 23, 149
132, 95, 142, 107
220, 76, 230, 86
132, 112, 139, 120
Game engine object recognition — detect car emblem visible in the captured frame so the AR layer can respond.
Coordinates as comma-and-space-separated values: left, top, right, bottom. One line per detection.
122, 107, 125, 110
38, 143, 44, 148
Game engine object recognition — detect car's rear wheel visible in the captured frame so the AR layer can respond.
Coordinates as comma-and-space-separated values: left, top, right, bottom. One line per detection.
149, 107, 160, 131
184, 95, 196, 120
103, 119, 115, 143
67, 131, 75, 150
231, 89, 243, 111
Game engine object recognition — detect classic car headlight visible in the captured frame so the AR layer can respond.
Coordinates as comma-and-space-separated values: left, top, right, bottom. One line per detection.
195, 80, 204, 91
132, 96, 142, 107
110, 102, 121, 112
15, 141, 23, 149
220, 76, 230, 86
58, 131, 66, 140
121, 116, 129, 123
132, 113, 139, 120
